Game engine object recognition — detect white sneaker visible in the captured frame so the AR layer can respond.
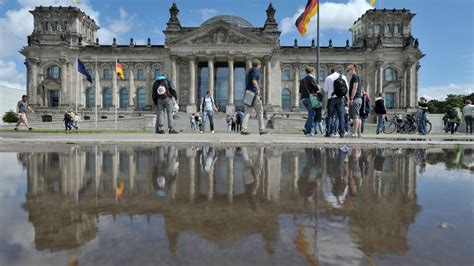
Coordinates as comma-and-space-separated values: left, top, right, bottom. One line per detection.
211, 131, 215, 134
200, 131, 203, 134
351, 133, 358, 138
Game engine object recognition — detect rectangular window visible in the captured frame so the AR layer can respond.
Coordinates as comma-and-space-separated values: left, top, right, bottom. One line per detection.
137, 68, 145, 80
123, 68, 129, 79
385, 93, 395, 109
299, 69, 307, 80
154, 69, 161, 79
103, 69, 111, 80
49, 90, 60, 107
86, 69, 94, 80
282, 69, 291, 81
318, 70, 325, 82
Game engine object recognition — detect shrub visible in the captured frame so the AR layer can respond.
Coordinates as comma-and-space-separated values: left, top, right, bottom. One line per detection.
2, 110, 19, 123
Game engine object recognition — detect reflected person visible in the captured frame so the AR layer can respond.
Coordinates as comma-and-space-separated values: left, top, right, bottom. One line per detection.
241, 147, 264, 209
152, 146, 179, 198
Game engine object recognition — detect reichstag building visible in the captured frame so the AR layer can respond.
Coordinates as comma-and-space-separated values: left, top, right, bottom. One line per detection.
22, 2, 423, 120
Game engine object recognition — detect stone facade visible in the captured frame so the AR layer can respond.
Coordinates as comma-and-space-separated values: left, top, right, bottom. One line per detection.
21, 3, 423, 121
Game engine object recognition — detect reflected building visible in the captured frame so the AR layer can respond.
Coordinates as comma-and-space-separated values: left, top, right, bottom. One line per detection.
23, 146, 429, 259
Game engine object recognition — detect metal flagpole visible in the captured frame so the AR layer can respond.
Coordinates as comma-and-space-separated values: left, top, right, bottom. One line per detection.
115, 57, 118, 130
75, 57, 78, 113
316, 1, 320, 83
95, 57, 98, 129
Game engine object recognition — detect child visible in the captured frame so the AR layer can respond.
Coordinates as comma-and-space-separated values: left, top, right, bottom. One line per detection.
73, 112, 82, 130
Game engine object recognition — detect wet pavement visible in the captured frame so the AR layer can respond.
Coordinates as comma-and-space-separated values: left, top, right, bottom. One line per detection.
0, 146, 473, 266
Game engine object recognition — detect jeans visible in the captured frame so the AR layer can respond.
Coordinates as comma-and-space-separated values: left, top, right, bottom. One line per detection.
418, 113, 427, 135
242, 96, 265, 132
200, 110, 215, 132
327, 97, 345, 136
450, 122, 460, 134
465, 116, 472, 134
156, 97, 174, 131
313, 121, 324, 134
376, 114, 385, 134
302, 98, 316, 134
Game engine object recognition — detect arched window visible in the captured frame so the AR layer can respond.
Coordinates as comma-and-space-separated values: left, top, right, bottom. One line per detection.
374, 25, 380, 35
136, 87, 146, 109
384, 68, 397, 81
47, 65, 60, 79
86, 87, 95, 108
103, 87, 113, 108
281, 89, 291, 110
282, 68, 291, 81
119, 87, 129, 109
384, 25, 391, 36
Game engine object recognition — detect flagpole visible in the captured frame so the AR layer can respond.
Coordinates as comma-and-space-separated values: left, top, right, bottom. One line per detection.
115, 57, 118, 131
95, 57, 98, 130
75, 57, 78, 113
316, 1, 320, 83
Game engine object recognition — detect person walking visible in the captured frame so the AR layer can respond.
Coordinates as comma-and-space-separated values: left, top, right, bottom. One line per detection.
241, 59, 269, 135
347, 64, 362, 138
374, 93, 387, 134
360, 90, 371, 135
300, 67, 321, 136
417, 97, 429, 135
14, 95, 34, 131
324, 69, 348, 138
63, 111, 72, 131
152, 75, 179, 134
236, 110, 243, 132
462, 99, 473, 134
72, 112, 82, 130
448, 106, 462, 134
190, 113, 196, 131
199, 90, 217, 133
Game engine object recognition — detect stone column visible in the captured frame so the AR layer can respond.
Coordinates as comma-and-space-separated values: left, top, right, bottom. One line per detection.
227, 56, 235, 114
60, 58, 68, 106
171, 56, 178, 97
95, 64, 102, 108
145, 63, 152, 109
128, 65, 136, 109
246, 56, 252, 71
187, 56, 197, 113
265, 58, 272, 105
27, 58, 39, 105
208, 56, 215, 97
292, 64, 300, 110
128, 153, 135, 191
376, 61, 383, 94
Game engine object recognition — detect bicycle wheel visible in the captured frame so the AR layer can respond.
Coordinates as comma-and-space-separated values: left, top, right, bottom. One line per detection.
404, 122, 417, 134
426, 121, 432, 134
384, 121, 397, 134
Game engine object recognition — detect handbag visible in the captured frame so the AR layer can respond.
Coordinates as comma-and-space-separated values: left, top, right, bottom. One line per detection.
303, 78, 322, 108
243, 90, 256, 107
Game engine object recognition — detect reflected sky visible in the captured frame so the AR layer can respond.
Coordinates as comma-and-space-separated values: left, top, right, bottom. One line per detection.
0, 147, 472, 266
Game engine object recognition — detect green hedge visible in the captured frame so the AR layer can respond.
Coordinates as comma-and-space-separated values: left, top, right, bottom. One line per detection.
2, 110, 18, 123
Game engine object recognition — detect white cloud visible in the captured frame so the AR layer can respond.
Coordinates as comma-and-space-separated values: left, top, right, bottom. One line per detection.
0, 60, 26, 90
280, 0, 372, 39
199, 8, 219, 21
420, 83, 473, 100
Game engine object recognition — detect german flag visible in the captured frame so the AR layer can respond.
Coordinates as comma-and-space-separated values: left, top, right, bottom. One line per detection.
295, 0, 318, 37
116, 60, 124, 80
370, 0, 376, 6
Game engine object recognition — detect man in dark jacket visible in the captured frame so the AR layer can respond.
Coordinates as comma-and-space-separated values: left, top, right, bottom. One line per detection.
374, 93, 387, 134
152, 75, 179, 134
299, 67, 321, 136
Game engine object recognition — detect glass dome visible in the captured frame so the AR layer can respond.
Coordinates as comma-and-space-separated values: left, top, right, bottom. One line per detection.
201, 14, 253, 28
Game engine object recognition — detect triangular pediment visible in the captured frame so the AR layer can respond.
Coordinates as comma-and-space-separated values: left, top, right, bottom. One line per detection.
167, 22, 275, 46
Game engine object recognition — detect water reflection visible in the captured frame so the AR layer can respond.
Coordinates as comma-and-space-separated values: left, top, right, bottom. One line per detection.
16, 146, 473, 265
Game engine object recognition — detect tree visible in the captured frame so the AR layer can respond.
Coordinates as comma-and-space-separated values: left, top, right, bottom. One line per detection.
2, 110, 19, 123
427, 93, 473, 113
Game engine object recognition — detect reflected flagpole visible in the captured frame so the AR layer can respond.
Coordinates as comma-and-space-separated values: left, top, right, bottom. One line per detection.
115, 57, 118, 130
95, 57, 98, 129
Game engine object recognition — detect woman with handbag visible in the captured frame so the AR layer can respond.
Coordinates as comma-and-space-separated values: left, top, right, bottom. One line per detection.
300, 67, 322, 136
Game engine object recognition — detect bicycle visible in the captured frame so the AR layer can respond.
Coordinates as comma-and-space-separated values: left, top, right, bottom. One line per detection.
383, 114, 409, 134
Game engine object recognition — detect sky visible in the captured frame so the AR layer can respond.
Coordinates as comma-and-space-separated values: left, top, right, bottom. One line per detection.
0, 0, 473, 100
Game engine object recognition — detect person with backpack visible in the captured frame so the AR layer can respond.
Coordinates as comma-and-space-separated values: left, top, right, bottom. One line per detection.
152, 75, 179, 134
324, 68, 348, 138
462, 99, 473, 135
347, 64, 363, 138
374, 93, 387, 134
447, 105, 462, 134
299, 67, 321, 136
199, 90, 218, 133
417, 97, 429, 135
63, 111, 72, 131
359, 90, 371, 135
